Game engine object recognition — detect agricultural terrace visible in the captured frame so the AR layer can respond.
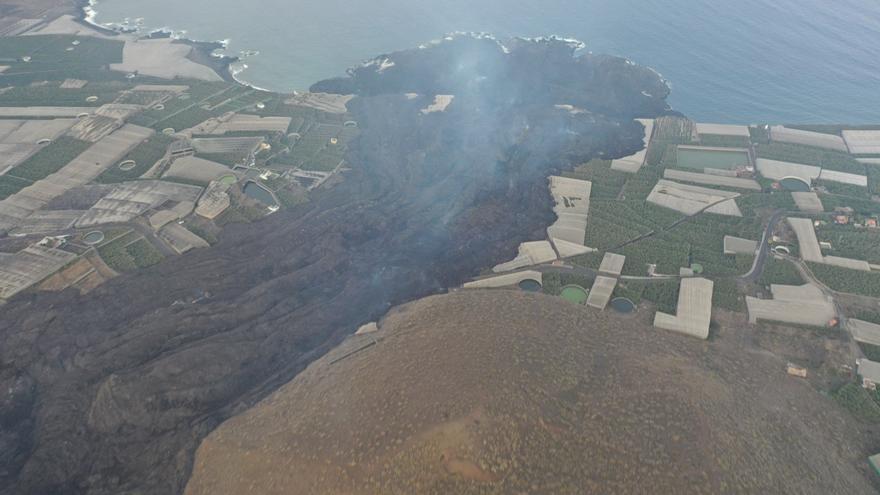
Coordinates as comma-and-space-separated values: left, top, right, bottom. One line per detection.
815, 224, 880, 265
130, 81, 273, 132
260, 100, 360, 172
576, 199, 760, 277
0, 136, 90, 199
96, 133, 174, 183
0, 35, 123, 85
96, 230, 164, 272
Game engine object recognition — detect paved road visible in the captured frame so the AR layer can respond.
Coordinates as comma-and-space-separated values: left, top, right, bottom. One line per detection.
741, 209, 787, 283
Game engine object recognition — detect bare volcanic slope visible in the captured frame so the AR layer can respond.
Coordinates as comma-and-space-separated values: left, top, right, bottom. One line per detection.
0, 37, 667, 494
186, 291, 875, 495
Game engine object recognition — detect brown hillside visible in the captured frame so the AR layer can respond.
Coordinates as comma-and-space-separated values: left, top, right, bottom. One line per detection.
186, 290, 876, 495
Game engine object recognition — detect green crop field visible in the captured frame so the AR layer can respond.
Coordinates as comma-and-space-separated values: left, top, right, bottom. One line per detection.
581, 199, 760, 276
833, 383, 880, 423
0, 80, 131, 107
808, 262, 880, 297
0, 137, 91, 198
0, 35, 124, 85
816, 225, 880, 264
756, 141, 865, 175
759, 257, 804, 287
698, 133, 751, 148
96, 134, 174, 183
98, 232, 164, 272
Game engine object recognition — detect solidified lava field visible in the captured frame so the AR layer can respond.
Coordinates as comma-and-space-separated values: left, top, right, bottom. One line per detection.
0, 36, 669, 494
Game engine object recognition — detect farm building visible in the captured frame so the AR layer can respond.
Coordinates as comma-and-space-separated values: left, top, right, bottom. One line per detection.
158, 223, 209, 255
76, 180, 203, 228
723, 235, 758, 256
196, 181, 232, 220
817, 169, 868, 187
492, 241, 556, 273
192, 137, 264, 155
769, 126, 848, 152
610, 119, 654, 173
0, 124, 154, 232
598, 252, 626, 276
695, 123, 751, 138
647, 180, 742, 217
0, 243, 77, 300
849, 319, 880, 347
463, 270, 543, 289
756, 158, 821, 184
211, 114, 292, 135
663, 169, 761, 191
586, 276, 617, 310
745, 283, 836, 326
547, 175, 592, 254
653, 277, 714, 340
163, 156, 233, 184
791, 192, 824, 213
842, 130, 880, 155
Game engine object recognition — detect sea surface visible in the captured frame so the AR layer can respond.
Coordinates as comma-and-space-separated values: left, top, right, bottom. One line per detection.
92, 0, 880, 123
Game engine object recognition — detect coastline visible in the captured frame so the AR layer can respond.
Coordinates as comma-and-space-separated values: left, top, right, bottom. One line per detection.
74, 0, 243, 86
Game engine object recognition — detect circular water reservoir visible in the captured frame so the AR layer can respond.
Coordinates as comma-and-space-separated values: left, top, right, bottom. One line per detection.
86, 95, 98, 102
118, 160, 136, 171
219, 174, 237, 185
153, 103, 165, 111
771, 245, 791, 256
560, 285, 589, 305
691, 263, 704, 275
780, 177, 811, 192
610, 297, 636, 314
36, 138, 51, 145
82, 231, 105, 245
162, 128, 175, 135
518, 279, 542, 292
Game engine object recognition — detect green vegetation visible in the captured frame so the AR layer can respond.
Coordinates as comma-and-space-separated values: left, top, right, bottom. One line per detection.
541, 272, 594, 296
611, 279, 679, 314
97, 232, 164, 272
581, 199, 761, 276
756, 141, 865, 175
562, 159, 627, 199
96, 134, 173, 183
272, 123, 355, 172
713, 278, 745, 312
815, 225, 880, 264
0, 137, 91, 199
698, 134, 751, 148
0, 35, 124, 85
759, 257, 804, 286
128, 81, 269, 131
808, 262, 880, 297
737, 192, 795, 216
859, 342, 880, 362
646, 116, 696, 167
0, 175, 32, 200
0, 80, 130, 107
833, 383, 880, 423
820, 194, 880, 216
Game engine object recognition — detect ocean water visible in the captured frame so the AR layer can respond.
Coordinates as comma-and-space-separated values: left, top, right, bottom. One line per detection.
92, 0, 880, 123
